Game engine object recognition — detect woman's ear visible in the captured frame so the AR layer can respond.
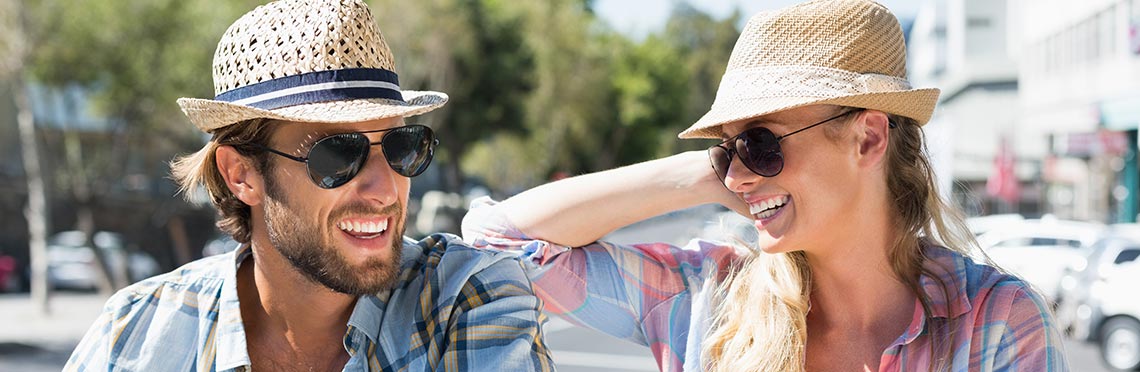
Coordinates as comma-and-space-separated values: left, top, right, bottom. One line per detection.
216, 146, 264, 207
855, 110, 891, 170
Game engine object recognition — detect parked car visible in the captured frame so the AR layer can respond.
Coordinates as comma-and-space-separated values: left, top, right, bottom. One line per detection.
1093, 260, 1140, 371
973, 217, 1105, 303
47, 230, 160, 290
1056, 224, 1140, 342
965, 213, 1024, 236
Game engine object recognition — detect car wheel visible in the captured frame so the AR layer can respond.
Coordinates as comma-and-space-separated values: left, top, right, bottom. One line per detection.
1102, 317, 1140, 371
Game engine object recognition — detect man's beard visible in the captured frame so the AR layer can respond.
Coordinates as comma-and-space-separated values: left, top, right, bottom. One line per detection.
261, 177, 404, 295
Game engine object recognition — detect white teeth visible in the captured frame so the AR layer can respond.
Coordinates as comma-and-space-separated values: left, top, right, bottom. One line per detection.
337, 218, 390, 234
749, 196, 789, 217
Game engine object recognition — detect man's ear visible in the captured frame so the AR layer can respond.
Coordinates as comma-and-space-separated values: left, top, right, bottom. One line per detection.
216, 146, 264, 207
855, 110, 891, 170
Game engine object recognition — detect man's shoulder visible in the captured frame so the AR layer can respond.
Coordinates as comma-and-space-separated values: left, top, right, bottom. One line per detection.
102, 253, 232, 315
399, 233, 531, 286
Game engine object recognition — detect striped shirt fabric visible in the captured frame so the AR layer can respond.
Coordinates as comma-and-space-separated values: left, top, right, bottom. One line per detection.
462, 197, 1070, 372
64, 233, 554, 372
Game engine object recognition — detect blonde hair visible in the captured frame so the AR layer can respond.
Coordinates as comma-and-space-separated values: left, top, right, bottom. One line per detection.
702, 109, 978, 372
171, 119, 276, 243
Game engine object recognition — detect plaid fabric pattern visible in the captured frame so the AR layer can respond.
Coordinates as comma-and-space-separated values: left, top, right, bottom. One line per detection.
64, 233, 554, 372
462, 197, 1069, 372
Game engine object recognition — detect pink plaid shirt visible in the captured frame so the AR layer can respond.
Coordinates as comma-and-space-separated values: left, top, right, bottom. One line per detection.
463, 197, 1069, 371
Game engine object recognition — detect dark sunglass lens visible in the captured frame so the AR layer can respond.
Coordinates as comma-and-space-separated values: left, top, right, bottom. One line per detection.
708, 146, 732, 181
755, 151, 784, 177
307, 133, 369, 188
382, 125, 435, 177
739, 128, 783, 177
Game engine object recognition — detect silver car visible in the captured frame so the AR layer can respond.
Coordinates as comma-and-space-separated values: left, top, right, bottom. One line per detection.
47, 230, 160, 290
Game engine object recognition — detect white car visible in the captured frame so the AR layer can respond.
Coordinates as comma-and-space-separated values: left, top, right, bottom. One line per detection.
1056, 225, 1140, 342
973, 218, 1105, 302
47, 231, 160, 290
1094, 260, 1140, 371
966, 213, 1024, 236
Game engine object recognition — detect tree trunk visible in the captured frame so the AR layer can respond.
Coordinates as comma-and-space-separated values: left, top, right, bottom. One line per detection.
168, 216, 193, 265
63, 91, 122, 293
16, 80, 52, 314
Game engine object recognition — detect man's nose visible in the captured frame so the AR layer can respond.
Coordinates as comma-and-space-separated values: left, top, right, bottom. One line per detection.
347, 147, 400, 205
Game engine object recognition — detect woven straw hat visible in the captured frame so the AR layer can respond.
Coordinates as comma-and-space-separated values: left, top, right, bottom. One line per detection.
679, 0, 940, 139
177, 0, 447, 132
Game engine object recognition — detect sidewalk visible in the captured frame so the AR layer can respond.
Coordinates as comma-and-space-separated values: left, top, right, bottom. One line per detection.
0, 292, 107, 371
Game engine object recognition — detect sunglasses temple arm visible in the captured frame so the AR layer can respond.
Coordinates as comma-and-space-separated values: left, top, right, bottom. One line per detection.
253, 144, 308, 163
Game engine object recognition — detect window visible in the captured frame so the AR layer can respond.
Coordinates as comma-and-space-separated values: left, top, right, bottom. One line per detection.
1115, 248, 1140, 264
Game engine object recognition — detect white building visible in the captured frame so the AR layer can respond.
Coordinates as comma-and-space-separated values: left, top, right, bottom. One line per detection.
1014, 0, 1140, 222
909, 0, 1046, 216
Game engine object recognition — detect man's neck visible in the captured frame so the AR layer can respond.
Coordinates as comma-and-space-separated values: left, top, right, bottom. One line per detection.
237, 242, 356, 370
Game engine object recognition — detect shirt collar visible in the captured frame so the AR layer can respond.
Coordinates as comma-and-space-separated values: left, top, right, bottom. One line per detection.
895, 246, 975, 347
917, 245, 974, 319
213, 240, 412, 364
216, 244, 253, 370
345, 236, 427, 344
346, 292, 389, 343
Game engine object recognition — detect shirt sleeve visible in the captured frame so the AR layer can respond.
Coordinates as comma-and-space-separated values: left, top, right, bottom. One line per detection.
439, 248, 555, 372
982, 285, 1070, 371
461, 196, 739, 347
63, 293, 129, 371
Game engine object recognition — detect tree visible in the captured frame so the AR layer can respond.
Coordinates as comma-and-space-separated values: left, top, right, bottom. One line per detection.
373, 0, 535, 194
602, 35, 689, 169
460, 1, 733, 193
21, 0, 262, 292
463, 0, 615, 190
660, 5, 742, 153
1, 0, 53, 313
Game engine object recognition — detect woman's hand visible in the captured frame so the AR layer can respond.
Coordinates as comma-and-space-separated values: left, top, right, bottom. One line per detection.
678, 150, 751, 219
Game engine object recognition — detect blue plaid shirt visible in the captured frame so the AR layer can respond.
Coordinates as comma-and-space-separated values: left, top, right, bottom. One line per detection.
64, 233, 553, 372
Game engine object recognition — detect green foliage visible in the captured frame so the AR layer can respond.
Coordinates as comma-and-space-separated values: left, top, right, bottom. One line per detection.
661, 3, 742, 154
20, 0, 742, 195
0, 1, 24, 77
461, 1, 735, 190
607, 35, 688, 167
26, 0, 257, 131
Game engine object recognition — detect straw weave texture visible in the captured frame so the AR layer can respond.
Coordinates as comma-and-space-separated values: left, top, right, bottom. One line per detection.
212, 0, 396, 94
177, 0, 446, 132
680, 0, 940, 139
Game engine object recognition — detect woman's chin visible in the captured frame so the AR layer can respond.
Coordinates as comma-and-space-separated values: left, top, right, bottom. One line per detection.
755, 237, 792, 254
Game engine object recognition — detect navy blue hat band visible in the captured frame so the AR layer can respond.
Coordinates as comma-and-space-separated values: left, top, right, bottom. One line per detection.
214, 68, 403, 110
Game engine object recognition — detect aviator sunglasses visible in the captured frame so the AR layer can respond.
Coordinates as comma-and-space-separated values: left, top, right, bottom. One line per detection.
254, 124, 438, 189
709, 109, 893, 181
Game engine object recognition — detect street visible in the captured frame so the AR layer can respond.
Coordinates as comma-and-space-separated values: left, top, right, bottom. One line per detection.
0, 208, 1116, 371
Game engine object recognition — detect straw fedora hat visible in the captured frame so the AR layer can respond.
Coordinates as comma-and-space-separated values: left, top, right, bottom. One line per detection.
679, 0, 940, 139
177, 0, 447, 133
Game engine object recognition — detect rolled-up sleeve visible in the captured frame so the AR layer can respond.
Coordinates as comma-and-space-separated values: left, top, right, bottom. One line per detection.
461, 196, 740, 349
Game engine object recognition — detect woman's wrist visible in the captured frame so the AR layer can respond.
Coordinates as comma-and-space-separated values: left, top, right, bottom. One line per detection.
661, 151, 737, 206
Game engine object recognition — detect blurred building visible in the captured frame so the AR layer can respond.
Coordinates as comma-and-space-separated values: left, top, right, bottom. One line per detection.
909, 0, 1046, 216
1014, 0, 1140, 222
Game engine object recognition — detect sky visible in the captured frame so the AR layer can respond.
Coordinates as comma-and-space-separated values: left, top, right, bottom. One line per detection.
594, 0, 922, 39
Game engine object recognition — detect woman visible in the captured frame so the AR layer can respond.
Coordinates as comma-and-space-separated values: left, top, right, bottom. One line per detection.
462, 0, 1068, 371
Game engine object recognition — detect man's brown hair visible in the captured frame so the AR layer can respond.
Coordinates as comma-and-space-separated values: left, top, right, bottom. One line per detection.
171, 119, 276, 243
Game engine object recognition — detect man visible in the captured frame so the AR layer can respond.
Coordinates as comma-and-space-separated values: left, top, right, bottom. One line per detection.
64, 0, 553, 371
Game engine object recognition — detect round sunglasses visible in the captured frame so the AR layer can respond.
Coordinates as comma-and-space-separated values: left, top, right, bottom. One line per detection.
254, 124, 438, 189
709, 109, 884, 181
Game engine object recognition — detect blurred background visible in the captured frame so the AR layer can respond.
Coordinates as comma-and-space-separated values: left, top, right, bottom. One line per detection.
1, 0, 1139, 371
